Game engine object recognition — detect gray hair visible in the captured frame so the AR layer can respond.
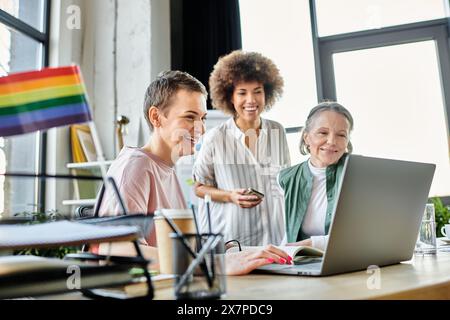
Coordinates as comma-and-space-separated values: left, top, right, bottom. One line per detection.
299, 101, 354, 155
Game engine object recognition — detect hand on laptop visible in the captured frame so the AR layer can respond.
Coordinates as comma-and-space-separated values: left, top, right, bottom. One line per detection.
225, 244, 292, 275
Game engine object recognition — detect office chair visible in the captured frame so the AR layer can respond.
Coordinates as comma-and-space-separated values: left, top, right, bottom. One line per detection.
74, 205, 95, 218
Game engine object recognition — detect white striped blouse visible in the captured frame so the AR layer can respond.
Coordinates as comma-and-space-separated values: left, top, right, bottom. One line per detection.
193, 117, 291, 246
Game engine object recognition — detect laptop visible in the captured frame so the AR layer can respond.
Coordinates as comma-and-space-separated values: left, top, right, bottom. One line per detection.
257, 154, 436, 276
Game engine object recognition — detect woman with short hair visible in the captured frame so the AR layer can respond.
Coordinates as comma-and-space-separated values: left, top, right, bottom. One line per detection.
97, 70, 291, 274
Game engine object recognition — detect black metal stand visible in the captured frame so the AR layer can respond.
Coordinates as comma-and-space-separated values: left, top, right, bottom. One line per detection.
172, 233, 225, 300
1, 172, 154, 300
64, 240, 154, 300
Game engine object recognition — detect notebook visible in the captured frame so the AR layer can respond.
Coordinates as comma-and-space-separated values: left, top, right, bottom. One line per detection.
0, 221, 140, 250
0, 255, 137, 299
229, 245, 323, 262
77, 214, 154, 240
86, 274, 176, 299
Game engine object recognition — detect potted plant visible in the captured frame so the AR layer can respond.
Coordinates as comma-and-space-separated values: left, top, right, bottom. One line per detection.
430, 197, 450, 238
12, 210, 80, 259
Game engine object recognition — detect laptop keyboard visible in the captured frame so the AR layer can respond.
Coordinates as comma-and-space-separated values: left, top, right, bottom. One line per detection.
293, 262, 322, 271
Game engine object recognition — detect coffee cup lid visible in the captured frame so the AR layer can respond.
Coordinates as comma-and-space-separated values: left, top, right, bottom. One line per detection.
154, 208, 193, 220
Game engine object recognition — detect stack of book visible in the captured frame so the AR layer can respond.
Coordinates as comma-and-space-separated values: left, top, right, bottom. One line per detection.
0, 220, 153, 299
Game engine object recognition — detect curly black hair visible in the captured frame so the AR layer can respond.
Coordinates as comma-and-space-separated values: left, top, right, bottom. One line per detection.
209, 50, 284, 115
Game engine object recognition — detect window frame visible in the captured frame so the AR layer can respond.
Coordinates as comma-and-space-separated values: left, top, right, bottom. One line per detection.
0, 0, 52, 212
310, 0, 450, 202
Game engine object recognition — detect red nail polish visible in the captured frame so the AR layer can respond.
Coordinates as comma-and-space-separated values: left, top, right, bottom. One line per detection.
279, 258, 287, 264
266, 258, 275, 263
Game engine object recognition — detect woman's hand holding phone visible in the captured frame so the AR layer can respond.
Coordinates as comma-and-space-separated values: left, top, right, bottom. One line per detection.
229, 188, 263, 208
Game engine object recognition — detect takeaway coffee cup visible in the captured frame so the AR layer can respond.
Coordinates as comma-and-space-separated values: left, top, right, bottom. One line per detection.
154, 209, 196, 274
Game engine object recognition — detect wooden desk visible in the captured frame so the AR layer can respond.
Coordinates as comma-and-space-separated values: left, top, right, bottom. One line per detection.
153, 251, 450, 300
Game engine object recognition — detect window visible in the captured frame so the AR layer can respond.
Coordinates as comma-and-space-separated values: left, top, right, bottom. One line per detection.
333, 41, 449, 196
0, 0, 49, 217
241, 0, 450, 197
315, 1, 450, 197
0, 0, 46, 31
239, 0, 318, 164
315, 0, 447, 37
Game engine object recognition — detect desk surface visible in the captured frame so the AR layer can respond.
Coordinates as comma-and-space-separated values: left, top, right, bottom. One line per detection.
153, 251, 450, 300
40, 251, 450, 300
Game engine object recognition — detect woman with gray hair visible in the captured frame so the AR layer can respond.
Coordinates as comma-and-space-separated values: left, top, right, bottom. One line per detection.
278, 101, 354, 250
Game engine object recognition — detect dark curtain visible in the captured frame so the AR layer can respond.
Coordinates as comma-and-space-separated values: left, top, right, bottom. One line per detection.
171, 0, 242, 108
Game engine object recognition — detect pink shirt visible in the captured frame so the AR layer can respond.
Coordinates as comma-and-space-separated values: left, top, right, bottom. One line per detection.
98, 147, 187, 244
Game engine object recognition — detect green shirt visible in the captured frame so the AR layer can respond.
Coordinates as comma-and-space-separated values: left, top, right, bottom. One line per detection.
278, 155, 347, 243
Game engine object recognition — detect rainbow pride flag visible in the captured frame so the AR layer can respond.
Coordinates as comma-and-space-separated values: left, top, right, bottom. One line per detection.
0, 66, 92, 137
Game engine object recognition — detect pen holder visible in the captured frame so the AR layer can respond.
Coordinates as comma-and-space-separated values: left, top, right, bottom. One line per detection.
170, 232, 226, 300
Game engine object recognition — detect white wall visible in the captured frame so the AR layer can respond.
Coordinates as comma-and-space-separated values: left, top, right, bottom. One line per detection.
240, 0, 317, 165
139, 0, 171, 146
46, 0, 171, 213
45, 0, 83, 214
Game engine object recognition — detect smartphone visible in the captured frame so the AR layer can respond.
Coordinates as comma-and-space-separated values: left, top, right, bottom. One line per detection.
244, 188, 264, 199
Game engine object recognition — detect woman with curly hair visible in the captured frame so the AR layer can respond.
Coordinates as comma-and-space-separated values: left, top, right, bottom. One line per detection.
193, 51, 291, 247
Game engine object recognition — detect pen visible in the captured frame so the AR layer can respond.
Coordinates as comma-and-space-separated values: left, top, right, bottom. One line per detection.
191, 203, 214, 288
205, 194, 215, 284
190, 203, 201, 253
205, 194, 212, 234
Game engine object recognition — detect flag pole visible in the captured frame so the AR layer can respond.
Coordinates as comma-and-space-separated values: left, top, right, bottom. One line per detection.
74, 65, 108, 181
88, 122, 108, 180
